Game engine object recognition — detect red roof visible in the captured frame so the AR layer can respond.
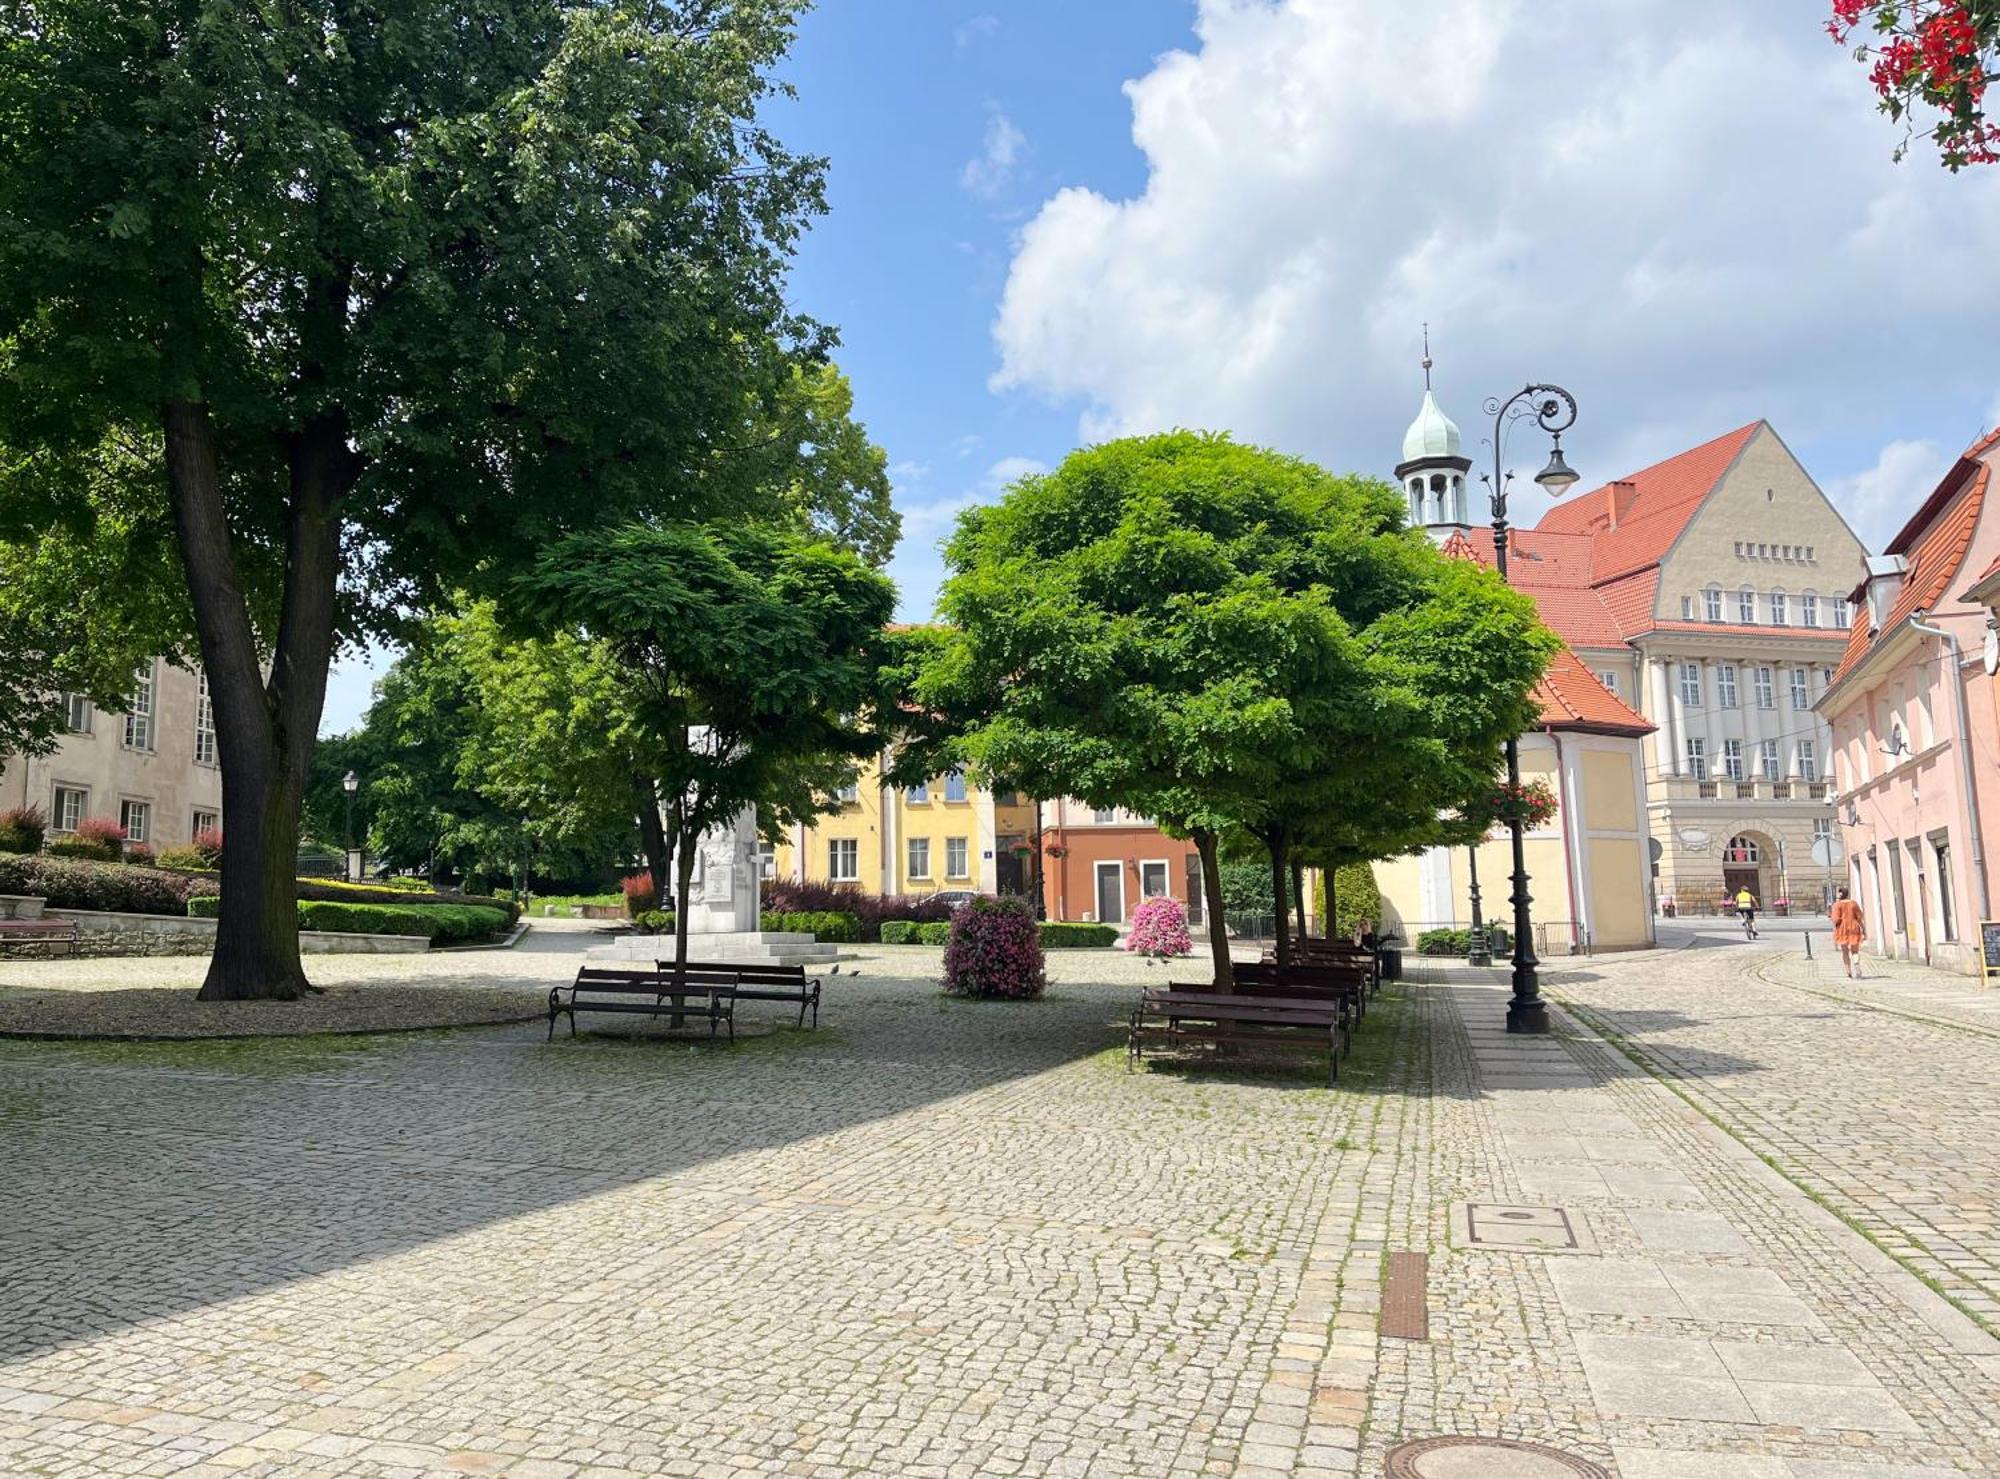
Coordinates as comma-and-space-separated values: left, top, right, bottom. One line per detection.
1536, 423, 1761, 583
1438, 529, 1653, 735
1832, 457, 1991, 685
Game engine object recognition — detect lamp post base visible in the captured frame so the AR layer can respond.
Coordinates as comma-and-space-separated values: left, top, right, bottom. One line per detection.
1505, 992, 1549, 1034
1468, 940, 1493, 968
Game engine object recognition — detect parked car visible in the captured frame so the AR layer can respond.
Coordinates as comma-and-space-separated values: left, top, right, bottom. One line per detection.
927, 889, 978, 910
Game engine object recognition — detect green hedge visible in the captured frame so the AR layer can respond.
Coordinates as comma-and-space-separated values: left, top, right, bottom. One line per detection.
0, 853, 213, 916
188, 896, 509, 943
917, 921, 953, 945
759, 909, 860, 943
1040, 922, 1117, 949
879, 919, 920, 944
1416, 925, 1509, 957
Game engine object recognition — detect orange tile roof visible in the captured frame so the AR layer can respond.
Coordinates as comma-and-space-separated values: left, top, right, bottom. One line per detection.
1832, 459, 1990, 685
1533, 646, 1653, 735
1437, 526, 1653, 735
1536, 423, 1761, 586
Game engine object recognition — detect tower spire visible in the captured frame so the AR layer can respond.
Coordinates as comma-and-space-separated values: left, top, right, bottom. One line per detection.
1421, 323, 1433, 391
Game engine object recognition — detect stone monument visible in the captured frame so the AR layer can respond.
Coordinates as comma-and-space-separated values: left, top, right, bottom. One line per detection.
587, 802, 836, 967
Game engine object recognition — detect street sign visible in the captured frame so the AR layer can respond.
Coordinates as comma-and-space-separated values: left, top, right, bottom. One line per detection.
1809, 837, 1838, 868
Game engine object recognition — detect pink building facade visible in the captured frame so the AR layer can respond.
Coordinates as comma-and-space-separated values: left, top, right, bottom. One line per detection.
1818, 430, 2000, 974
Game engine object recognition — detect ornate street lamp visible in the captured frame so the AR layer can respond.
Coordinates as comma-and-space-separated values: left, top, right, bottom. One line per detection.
1480, 383, 1580, 1034
342, 769, 362, 883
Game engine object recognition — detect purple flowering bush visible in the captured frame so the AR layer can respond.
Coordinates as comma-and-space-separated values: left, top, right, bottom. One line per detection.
941, 896, 1047, 999
1124, 895, 1192, 959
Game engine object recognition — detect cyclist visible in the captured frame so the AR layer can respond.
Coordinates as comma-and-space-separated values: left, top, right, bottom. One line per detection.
1734, 885, 1760, 940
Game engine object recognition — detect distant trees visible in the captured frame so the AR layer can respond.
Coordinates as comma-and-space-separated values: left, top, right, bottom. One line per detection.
1829, 2, 1999, 167
911, 433, 1556, 987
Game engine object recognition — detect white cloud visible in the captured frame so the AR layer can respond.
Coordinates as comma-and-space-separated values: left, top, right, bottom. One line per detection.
990, 0, 2000, 510
953, 432, 985, 458
888, 456, 1049, 622
1825, 438, 1953, 552
954, 14, 999, 52
890, 459, 932, 483
961, 109, 1027, 200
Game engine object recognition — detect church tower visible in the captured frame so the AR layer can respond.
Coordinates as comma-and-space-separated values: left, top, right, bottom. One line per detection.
1395, 331, 1473, 542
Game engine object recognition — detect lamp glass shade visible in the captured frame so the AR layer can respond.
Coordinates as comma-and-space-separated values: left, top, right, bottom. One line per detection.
1534, 446, 1579, 494
342, 770, 359, 793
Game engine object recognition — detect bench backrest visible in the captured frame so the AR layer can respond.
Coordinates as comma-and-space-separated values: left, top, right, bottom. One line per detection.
1145, 988, 1340, 1025
658, 960, 806, 987
572, 965, 739, 992
1235, 962, 1366, 988
1172, 977, 1354, 1004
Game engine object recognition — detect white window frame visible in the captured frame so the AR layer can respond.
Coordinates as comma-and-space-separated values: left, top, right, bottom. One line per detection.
1789, 668, 1811, 710
906, 836, 931, 881
123, 663, 156, 751
1831, 597, 1851, 630
1681, 595, 1696, 620
64, 694, 92, 734
1800, 593, 1819, 628
1092, 807, 1117, 825
835, 780, 860, 804
193, 674, 218, 766
191, 808, 220, 838
1704, 587, 1724, 622
51, 785, 88, 835
1797, 740, 1819, 781
1596, 669, 1618, 695
1739, 588, 1757, 623
119, 798, 151, 845
1139, 858, 1170, 899
827, 837, 859, 883
1678, 662, 1702, 707
1769, 590, 1789, 627
942, 770, 968, 804
944, 836, 970, 879
1716, 664, 1738, 709
1722, 739, 1744, 781
904, 781, 929, 805
1685, 737, 1708, 780
1753, 666, 1775, 709
1093, 859, 1126, 925
1759, 739, 1782, 778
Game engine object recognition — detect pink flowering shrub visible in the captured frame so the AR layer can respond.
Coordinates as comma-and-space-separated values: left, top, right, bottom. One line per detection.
942, 896, 1046, 999
1125, 895, 1192, 959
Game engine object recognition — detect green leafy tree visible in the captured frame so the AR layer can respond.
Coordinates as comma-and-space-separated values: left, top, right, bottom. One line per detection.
514, 521, 898, 968
0, 0, 827, 999
915, 432, 1555, 986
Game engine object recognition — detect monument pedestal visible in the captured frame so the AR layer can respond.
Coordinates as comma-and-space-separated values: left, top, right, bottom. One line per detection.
587, 931, 838, 968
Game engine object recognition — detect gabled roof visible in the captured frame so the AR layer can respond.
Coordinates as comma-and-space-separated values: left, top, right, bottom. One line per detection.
1536, 423, 1761, 586
1831, 452, 1991, 685
1436, 530, 1653, 736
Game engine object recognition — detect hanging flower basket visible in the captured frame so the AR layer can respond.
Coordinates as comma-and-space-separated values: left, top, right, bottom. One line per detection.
1043, 843, 1068, 859
1484, 779, 1559, 830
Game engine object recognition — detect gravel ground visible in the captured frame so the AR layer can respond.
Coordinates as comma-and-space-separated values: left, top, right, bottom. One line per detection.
0, 927, 1253, 1039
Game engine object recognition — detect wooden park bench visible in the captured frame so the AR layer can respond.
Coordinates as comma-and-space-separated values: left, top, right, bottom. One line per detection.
549, 965, 738, 1042
1227, 963, 1364, 1039
1272, 941, 1381, 994
0, 918, 79, 956
1129, 987, 1346, 1085
655, 958, 820, 1030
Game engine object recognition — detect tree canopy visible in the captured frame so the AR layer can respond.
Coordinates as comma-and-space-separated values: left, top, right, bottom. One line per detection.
0, 0, 832, 998
913, 432, 1559, 984
512, 521, 899, 966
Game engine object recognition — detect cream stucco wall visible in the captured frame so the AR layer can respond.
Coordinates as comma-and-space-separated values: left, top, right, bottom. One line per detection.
2, 661, 222, 850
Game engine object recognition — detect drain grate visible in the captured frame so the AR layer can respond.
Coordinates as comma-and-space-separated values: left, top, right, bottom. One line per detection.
1381, 1251, 1428, 1340
1385, 1435, 1610, 1478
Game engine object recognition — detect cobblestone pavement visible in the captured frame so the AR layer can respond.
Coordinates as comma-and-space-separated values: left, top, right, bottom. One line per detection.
0, 967, 1388, 1478
1357, 954, 2000, 1478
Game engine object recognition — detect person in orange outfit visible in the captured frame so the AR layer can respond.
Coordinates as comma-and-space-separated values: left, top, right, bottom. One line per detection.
1829, 886, 1866, 979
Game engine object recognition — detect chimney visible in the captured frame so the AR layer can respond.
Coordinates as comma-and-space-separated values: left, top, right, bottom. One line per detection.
1863, 553, 1907, 630
1607, 480, 1638, 530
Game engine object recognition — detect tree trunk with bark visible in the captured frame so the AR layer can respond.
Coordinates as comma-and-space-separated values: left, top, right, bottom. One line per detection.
1266, 828, 1293, 969
672, 821, 697, 975
633, 772, 670, 902
1194, 829, 1233, 989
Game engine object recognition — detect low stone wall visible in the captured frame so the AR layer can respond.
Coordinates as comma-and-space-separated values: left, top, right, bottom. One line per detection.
43, 909, 430, 958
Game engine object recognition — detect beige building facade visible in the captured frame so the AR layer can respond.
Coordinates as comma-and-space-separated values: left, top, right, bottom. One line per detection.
1, 661, 223, 851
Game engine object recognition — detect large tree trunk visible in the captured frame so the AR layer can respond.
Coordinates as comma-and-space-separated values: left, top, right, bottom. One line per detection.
633, 772, 670, 902
1194, 829, 1232, 990
1267, 830, 1292, 969
165, 396, 352, 1002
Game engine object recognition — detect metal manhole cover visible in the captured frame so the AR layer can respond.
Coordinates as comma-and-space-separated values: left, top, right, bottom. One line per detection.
1385, 1435, 1609, 1478
1450, 1201, 1597, 1255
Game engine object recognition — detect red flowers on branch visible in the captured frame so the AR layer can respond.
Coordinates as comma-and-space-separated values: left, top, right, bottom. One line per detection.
1829, 1, 1999, 168
1483, 779, 1560, 832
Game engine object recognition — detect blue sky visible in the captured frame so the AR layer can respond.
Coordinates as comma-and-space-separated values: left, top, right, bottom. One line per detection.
322, 0, 2000, 733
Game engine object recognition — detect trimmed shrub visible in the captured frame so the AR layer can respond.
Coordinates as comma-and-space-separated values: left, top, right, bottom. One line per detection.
762, 879, 957, 942
188, 895, 509, 942
1416, 925, 1509, 957
48, 835, 120, 862
637, 909, 678, 934
0, 853, 215, 916
294, 877, 521, 923
916, 921, 953, 946
759, 909, 860, 943
1040, 921, 1118, 949
124, 842, 156, 866
190, 826, 224, 867
156, 844, 210, 871
621, 872, 657, 918
1123, 896, 1192, 958
1327, 862, 1382, 941
878, 919, 920, 945
942, 897, 1046, 999
0, 806, 47, 854
49, 816, 125, 862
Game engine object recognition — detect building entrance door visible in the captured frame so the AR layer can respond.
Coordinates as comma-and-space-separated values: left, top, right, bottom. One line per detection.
1095, 861, 1124, 925
1723, 867, 1760, 902
995, 837, 1025, 897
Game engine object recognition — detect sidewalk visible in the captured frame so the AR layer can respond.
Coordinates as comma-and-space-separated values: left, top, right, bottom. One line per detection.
1355, 960, 2000, 1477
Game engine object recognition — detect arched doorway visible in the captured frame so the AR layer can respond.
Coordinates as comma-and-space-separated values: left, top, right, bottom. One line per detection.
1721, 832, 1775, 903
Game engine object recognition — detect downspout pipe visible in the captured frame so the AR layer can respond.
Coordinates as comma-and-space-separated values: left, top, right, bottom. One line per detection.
1908, 615, 1991, 920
